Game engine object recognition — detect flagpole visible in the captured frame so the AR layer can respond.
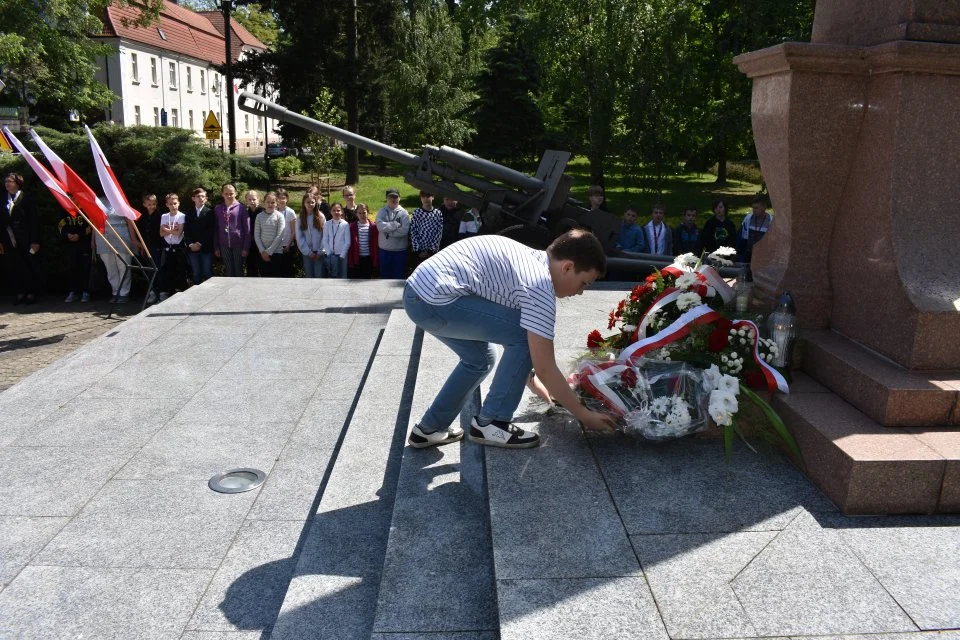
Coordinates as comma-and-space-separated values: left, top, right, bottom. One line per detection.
130, 222, 153, 262
104, 219, 138, 259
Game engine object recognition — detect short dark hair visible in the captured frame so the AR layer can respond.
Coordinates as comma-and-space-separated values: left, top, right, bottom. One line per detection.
712, 198, 728, 212
652, 201, 666, 212
275, 187, 288, 198
683, 206, 697, 215
624, 205, 639, 215
587, 184, 604, 198
419, 190, 433, 197
191, 187, 206, 197
547, 229, 606, 275
4, 173, 24, 189
751, 195, 767, 205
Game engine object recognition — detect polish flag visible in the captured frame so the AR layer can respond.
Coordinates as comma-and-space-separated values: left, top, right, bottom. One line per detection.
2, 127, 82, 219
29, 129, 108, 232
85, 125, 140, 221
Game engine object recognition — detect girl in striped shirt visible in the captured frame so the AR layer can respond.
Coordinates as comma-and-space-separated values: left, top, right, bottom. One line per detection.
348, 203, 378, 279
404, 229, 616, 449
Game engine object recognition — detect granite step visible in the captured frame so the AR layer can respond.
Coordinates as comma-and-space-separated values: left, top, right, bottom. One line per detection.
486, 403, 668, 640
801, 329, 960, 427
772, 372, 960, 514
269, 310, 421, 640
370, 333, 499, 639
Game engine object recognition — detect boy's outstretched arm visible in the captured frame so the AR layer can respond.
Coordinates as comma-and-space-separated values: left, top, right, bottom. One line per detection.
528, 332, 617, 432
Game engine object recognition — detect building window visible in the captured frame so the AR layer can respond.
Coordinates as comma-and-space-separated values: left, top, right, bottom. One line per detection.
131, 53, 139, 83
171, 108, 179, 128
134, 105, 141, 125
168, 61, 177, 89
200, 70, 206, 94
244, 114, 249, 133
186, 67, 192, 92
157, 27, 167, 40
153, 107, 160, 126
151, 58, 158, 85
257, 116, 262, 132
212, 75, 219, 95
188, 110, 194, 129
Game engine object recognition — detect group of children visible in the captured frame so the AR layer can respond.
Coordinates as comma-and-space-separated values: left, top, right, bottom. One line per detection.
584, 183, 773, 265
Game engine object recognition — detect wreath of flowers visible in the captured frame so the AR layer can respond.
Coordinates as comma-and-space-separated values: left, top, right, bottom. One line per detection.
578, 248, 800, 458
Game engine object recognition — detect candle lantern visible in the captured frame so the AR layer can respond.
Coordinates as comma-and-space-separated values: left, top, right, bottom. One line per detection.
735, 267, 752, 314
767, 292, 797, 368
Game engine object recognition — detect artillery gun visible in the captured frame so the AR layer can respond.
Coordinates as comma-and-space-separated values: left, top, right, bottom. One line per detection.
238, 92, 735, 275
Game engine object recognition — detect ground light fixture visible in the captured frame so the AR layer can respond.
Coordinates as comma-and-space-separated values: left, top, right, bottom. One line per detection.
208, 468, 267, 494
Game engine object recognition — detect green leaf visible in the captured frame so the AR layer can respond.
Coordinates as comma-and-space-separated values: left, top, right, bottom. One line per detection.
740, 386, 803, 462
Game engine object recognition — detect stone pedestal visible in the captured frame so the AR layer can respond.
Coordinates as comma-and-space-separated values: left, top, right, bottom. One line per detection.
733, 0, 960, 514
737, 39, 960, 369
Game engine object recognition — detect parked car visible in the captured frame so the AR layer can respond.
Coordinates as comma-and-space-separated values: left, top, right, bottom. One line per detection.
266, 143, 289, 158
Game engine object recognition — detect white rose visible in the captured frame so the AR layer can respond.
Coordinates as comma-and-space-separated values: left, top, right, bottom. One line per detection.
711, 390, 739, 414
676, 291, 702, 312
674, 273, 699, 290
701, 364, 722, 391
717, 374, 740, 396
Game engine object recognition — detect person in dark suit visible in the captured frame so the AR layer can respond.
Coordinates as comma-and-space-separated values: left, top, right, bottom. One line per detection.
0, 173, 41, 304
183, 186, 216, 284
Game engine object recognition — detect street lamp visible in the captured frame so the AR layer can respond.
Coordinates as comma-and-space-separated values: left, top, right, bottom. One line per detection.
221, 0, 237, 180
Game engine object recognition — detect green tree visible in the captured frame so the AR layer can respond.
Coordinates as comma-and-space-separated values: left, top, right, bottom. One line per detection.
0, 0, 162, 127
382, 4, 477, 149
468, 14, 544, 165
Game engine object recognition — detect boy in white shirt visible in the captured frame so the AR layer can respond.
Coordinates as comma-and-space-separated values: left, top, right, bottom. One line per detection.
404, 229, 616, 449
276, 188, 297, 277
158, 193, 188, 300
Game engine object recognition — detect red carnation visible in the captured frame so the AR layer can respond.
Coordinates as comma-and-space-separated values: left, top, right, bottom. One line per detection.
587, 329, 603, 349
616, 300, 626, 317
745, 370, 767, 390
707, 329, 729, 352
608, 311, 616, 330
715, 317, 733, 332
645, 274, 658, 283
621, 368, 638, 388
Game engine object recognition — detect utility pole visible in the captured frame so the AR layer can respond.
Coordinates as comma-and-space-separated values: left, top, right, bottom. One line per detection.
345, 0, 359, 185
222, 0, 237, 181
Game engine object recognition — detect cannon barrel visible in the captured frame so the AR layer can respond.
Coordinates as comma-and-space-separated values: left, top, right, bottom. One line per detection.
238, 91, 419, 167
428, 146, 545, 193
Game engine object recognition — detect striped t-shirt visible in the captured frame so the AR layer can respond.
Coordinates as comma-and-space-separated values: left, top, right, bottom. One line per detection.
407, 235, 557, 340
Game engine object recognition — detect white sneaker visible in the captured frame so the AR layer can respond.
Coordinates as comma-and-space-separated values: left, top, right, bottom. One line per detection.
64, 292, 78, 303
408, 424, 464, 449
146, 291, 158, 304
468, 417, 540, 449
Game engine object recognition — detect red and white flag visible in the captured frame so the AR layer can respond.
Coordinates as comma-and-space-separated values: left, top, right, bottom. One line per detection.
2, 127, 82, 220
85, 125, 140, 221
28, 129, 108, 232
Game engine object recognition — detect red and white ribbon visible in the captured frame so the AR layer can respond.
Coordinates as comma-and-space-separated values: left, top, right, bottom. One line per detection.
732, 320, 790, 394
637, 287, 679, 335
697, 265, 735, 304
619, 305, 723, 364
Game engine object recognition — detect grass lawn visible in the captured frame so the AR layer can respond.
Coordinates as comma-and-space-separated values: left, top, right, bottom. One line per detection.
272, 156, 766, 228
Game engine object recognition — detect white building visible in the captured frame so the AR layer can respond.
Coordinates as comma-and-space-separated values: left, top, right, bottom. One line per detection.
94, 0, 278, 157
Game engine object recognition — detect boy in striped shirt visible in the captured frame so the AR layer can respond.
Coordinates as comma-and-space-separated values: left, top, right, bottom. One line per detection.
405, 229, 617, 449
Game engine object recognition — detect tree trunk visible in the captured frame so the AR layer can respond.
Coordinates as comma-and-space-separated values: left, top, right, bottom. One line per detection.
345, 0, 359, 185
715, 144, 728, 186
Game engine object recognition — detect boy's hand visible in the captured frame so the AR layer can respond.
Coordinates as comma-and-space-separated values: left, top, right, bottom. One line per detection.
578, 410, 617, 433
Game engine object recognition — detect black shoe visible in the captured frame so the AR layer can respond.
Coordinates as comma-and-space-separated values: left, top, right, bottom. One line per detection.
25, 295, 35, 305
14, 295, 24, 305
468, 417, 540, 449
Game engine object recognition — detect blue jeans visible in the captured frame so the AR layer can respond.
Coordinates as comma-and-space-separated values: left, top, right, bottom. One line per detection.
379, 248, 407, 279
188, 251, 213, 284
403, 283, 532, 432
325, 254, 347, 278
303, 254, 323, 278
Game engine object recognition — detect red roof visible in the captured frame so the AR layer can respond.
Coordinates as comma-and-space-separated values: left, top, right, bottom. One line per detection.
100, 1, 266, 67
197, 11, 266, 62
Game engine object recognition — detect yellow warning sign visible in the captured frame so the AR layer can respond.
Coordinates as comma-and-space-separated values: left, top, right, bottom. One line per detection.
0, 131, 12, 153
202, 111, 222, 134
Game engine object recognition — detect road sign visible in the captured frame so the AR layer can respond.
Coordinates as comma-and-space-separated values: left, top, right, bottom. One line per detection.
0, 130, 12, 153
203, 111, 222, 135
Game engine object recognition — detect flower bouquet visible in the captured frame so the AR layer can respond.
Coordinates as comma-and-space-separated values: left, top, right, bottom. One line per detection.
575, 248, 801, 459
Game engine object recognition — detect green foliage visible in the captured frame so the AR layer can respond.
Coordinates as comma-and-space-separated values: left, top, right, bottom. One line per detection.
469, 14, 544, 165
301, 90, 347, 176
0, 0, 162, 125
382, 5, 477, 148
270, 155, 303, 178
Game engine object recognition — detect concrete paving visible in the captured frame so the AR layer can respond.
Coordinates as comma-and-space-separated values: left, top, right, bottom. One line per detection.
0, 278, 958, 639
